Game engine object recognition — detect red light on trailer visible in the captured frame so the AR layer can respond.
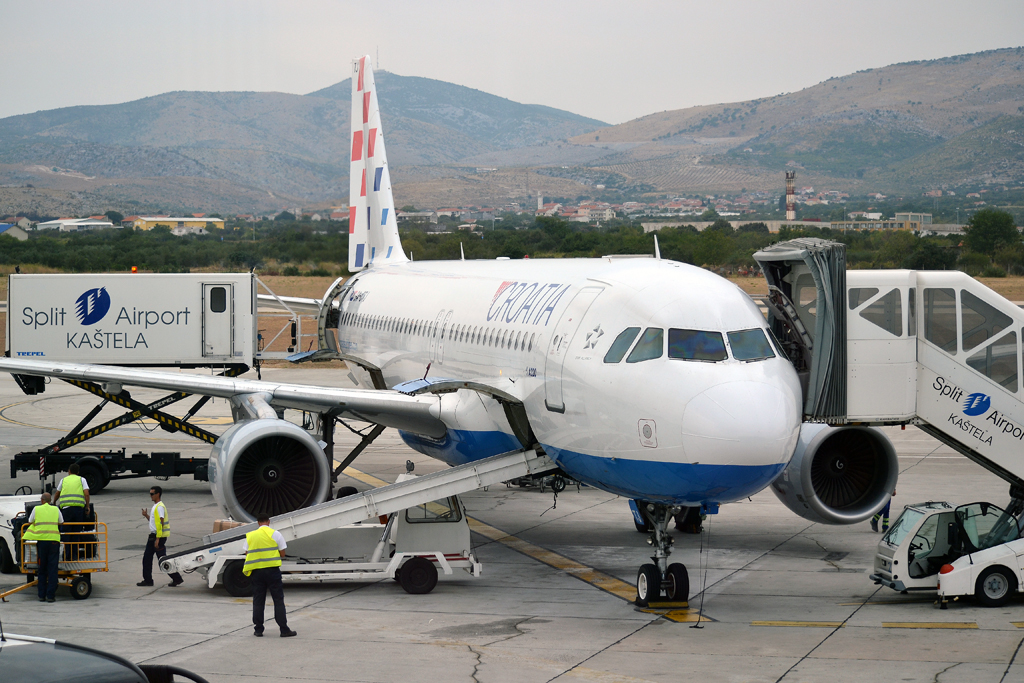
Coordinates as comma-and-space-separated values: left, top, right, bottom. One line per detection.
131, 266, 138, 273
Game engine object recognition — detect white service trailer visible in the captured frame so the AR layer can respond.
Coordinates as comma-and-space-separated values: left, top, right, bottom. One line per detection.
6, 273, 257, 368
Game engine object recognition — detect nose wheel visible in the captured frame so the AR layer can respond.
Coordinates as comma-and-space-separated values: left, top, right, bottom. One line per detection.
635, 502, 690, 606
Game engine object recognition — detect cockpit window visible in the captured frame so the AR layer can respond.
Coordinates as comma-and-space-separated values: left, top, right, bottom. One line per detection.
604, 327, 641, 363
668, 329, 727, 362
626, 328, 664, 363
727, 329, 776, 361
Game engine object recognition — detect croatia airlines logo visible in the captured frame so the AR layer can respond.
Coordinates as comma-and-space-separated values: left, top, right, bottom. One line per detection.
75, 287, 111, 325
962, 392, 991, 416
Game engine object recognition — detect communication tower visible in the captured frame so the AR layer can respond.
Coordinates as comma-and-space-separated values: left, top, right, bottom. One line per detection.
785, 171, 796, 221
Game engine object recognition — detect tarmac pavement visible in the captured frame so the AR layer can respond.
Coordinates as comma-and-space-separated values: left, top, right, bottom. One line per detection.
1, 367, 1022, 682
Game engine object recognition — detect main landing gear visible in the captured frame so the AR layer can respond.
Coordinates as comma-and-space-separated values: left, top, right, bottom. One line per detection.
635, 502, 689, 607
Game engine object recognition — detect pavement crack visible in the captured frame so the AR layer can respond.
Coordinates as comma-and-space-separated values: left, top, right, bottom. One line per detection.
999, 634, 1024, 683
467, 644, 484, 683
933, 662, 962, 683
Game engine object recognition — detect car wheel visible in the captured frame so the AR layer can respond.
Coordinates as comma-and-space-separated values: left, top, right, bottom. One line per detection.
71, 576, 92, 600
399, 557, 438, 594
223, 559, 253, 597
975, 565, 1017, 607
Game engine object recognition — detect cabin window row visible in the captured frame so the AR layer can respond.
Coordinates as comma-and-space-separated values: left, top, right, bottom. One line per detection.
341, 311, 538, 353
603, 327, 778, 364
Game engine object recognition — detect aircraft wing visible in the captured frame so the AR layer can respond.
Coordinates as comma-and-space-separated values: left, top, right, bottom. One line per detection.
0, 358, 446, 438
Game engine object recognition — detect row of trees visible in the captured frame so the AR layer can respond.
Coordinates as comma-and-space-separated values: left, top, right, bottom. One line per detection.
0, 209, 1018, 277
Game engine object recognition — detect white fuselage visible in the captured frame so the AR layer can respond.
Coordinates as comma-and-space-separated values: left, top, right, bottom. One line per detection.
335, 256, 803, 506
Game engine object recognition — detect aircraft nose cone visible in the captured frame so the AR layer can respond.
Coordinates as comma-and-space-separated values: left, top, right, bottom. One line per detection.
681, 381, 800, 464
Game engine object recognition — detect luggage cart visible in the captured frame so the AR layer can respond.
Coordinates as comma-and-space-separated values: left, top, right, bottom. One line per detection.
0, 522, 108, 601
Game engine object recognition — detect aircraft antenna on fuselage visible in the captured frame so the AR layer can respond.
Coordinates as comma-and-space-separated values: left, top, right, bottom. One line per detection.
349, 55, 407, 272
654, 234, 661, 260
460, 242, 465, 260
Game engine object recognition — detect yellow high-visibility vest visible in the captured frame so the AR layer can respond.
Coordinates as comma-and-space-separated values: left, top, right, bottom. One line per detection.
30, 504, 61, 542
58, 474, 86, 509
154, 501, 170, 538
242, 526, 282, 576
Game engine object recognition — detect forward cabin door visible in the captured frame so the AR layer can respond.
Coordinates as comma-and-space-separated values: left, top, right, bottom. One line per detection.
544, 287, 603, 413
202, 283, 234, 358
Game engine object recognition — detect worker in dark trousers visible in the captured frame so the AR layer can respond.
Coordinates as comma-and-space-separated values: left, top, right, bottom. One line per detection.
27, 493, 63, 602
243, 517, 297, 638
871, 487, 896, 532
138, 486, 184, 587
54, 463, 90, 560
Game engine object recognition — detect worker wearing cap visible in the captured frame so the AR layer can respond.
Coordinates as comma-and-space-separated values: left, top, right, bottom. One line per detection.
138, 486, 184, 587
243, 517, 296, 638
54, 463, 90, 559
26, 493, 63, 602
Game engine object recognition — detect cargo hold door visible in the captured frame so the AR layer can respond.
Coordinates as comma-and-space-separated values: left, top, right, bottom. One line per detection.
203, 283, 233, 358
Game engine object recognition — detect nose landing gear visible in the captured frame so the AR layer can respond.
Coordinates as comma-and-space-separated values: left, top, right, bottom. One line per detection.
635, 502, 689, 607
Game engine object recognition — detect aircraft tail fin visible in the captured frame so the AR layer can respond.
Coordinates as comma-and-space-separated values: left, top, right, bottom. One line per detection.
349, 55, 407, 272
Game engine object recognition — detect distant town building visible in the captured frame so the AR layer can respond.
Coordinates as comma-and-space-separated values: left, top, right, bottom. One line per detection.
36, 218, 117, 231
125, 216, 225, 231
894, 212, 933, 225
2, 216, 32, 230
0, 224, 29, 241
396, 211, 439, 224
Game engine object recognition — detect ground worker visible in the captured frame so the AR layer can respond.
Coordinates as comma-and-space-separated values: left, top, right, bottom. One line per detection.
871, 487, 897, 533
138, 486, 184, 587
242, 517, 296, 638
54, 463, 90, 559
26, 493, 63, 602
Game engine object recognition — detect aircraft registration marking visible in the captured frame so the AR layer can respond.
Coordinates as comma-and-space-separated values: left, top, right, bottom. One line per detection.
339, 463, 713, 622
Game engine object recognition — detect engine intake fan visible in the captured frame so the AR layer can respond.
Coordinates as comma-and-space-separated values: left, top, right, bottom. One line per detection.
770, 423, 897, 524
209, 419, 331, 522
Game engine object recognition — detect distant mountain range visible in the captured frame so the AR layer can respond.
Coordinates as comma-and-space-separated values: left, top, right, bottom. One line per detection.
0, 47, 1022, 216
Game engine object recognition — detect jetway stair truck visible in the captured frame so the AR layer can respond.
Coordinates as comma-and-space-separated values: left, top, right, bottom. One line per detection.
753, 239, 1024, 608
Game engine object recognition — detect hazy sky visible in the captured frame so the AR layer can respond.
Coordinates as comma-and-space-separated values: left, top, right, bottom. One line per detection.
3, 0, 1021, 125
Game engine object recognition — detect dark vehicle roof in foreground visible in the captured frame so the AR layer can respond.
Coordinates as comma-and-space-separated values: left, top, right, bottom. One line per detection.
0, 634, 147, 683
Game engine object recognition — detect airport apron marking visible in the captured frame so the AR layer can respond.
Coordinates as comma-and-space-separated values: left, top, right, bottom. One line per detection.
339, 463, 711, 623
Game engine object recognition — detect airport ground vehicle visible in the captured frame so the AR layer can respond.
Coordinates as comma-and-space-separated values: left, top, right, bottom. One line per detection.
10, 450, 209, 492
0, 498, 108, 601
0, 633, 208, 683
870, 499, 1024, 608
211, 478, 479, 597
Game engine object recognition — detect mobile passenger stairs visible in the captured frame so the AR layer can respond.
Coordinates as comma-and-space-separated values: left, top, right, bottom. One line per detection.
159, 449, 556, 595
755, 239, 1024, 609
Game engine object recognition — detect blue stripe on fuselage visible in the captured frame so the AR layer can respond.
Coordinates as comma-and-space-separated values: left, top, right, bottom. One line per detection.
544, 443, 787, 505
399, 429, 522, 466
399, 428, 787, 506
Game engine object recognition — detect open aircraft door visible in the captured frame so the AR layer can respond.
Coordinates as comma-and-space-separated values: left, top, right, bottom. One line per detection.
754, 238, 847, 422
544, 286, 603, 413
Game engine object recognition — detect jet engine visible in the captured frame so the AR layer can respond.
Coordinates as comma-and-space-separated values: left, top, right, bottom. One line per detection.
770, 423, 897, 524
209, 419, 332, 523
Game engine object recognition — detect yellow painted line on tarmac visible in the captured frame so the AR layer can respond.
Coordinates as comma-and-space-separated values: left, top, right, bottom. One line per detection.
752, 621, 845, 628
338, 462, 712, 622
1012, 622, 1024, 628
882, 622, 978, 629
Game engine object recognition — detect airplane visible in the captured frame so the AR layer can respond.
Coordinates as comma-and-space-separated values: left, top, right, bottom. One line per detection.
0, 56, 898, 606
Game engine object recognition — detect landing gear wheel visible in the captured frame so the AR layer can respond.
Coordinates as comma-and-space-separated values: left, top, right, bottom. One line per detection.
222, 559, 253, 597
399, 557, 438, 595
551, 476, 567, 493
71, 576, 92, 600
975, 565, 1016, 607
666, 563, 689, 602
636, 563, 661, 607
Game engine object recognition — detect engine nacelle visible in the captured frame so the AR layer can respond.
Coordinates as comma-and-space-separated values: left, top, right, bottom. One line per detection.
770, 423, 898, 524
209, 419, 331, 522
